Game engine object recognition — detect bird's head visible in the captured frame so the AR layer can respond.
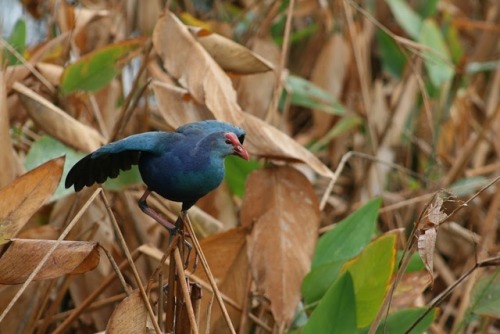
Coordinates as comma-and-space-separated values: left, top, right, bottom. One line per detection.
224, 132, 250, 160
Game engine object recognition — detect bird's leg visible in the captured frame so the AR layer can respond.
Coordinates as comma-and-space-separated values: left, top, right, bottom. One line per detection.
178, 211, 194, 269
177, 212, 198, 272
138, 189, 178, 236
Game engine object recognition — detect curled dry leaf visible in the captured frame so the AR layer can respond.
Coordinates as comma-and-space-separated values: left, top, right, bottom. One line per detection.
417, 196, 446, 286
242, 113, 334, 178
106, 289, 148, 334
198, 227, 249, 333
13, 82, 105, 152
236, 37, 279, 119
417, 228, 436, 286
152, 11, 244, 125
0, 238, 99, 284
240, 166, 320, 325
188, 26, 274, 74
35, 62, 64, 86
151, 80, 212, 128
0, 156, 64, 245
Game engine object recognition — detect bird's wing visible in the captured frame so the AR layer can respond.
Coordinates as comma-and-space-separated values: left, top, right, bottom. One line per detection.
177, 120, 246, 143
65, 132, 178, 191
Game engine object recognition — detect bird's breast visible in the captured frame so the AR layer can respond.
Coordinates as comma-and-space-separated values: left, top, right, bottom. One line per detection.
138, 152, 225, 203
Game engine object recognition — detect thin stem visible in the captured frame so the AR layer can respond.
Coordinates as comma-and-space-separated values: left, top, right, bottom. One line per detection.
183, 212, 237, 334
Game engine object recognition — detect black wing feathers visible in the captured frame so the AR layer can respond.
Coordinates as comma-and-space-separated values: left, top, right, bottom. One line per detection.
65, 151, 141, 191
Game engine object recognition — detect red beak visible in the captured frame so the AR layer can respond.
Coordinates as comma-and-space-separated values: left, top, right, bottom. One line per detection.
225, 132, 250, 160
233, 144, 250, 161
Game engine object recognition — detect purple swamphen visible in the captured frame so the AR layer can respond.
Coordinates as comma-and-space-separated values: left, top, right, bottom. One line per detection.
65, 120, 249, 233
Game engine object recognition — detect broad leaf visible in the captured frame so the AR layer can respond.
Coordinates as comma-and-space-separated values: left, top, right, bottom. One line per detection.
344, 234, 397, 327
60, 37, 145, 95
312, 198, 381, 268
302, 272, 357, 334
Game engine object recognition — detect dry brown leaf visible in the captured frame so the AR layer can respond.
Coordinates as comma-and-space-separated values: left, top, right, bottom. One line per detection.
137, 0, 162, 35
28, 31, 72, 66
0, 282, 43, 332
151, 80, 212, 127
198, 227, 249, 333
236, 37, 279, 119
152, 11, 244, 125
428, 197, 446, 225
16, 225, 60, 240
5, 65, 30, 93
418, 197, 445, 286
106, 289, 148, 334
0, 68, 19, 188
417, 228, 436, 286
242, 113, 334, 178
13, 82, 105, 152
188, 26, 274, 74
35, 62, 64, 86
240, 166, 320, 325
0, 238, 100, 284
0, 156, 64, 245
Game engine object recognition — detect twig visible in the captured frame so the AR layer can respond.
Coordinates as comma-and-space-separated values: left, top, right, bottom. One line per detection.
101, 245, 132, 295
342, 0, 378, 153
265, 0, 295, 124
183, 212, 237, 334
174, 248, 200, 334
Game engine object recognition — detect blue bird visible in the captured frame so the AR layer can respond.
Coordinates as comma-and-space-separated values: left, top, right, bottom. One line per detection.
65, 120, 249, 232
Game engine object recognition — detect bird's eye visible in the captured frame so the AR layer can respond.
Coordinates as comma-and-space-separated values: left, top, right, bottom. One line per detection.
225, 139, 232, 145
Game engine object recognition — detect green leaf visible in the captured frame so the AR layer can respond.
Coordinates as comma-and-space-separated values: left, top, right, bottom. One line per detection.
417, 0, 438, 18
224, 155, 261, 197
302, 272, 357, 334
396, 251, 425, 273
103, 166, 142, 191
312, 198, 381, 268
4, 19, 26, 66
358, 307, 436, 334
443, 14, 463, 64
286, 75, 345, 115
385, 0, 423, 39
302, 260, 344, 305
470, 269, 500, 317
418, 19, 455, 86
25, 136, 86, 201
60, 38, 145, 95
344, 234, 397, 328
376, 30, 406, 78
